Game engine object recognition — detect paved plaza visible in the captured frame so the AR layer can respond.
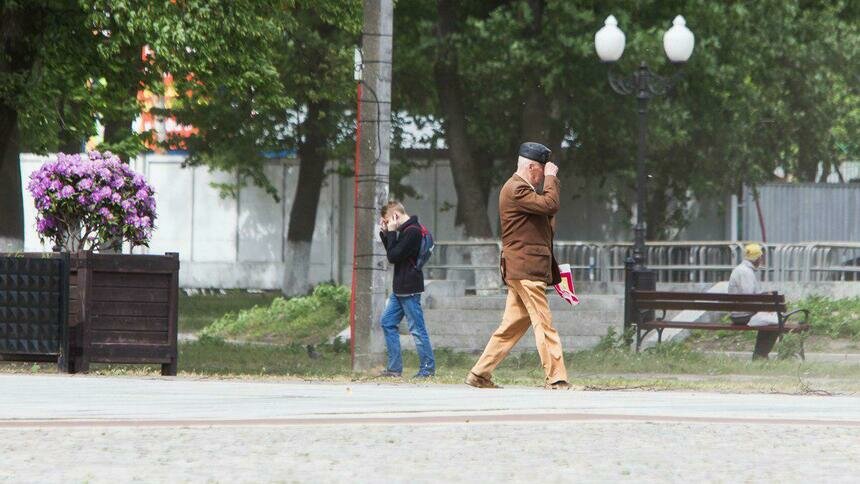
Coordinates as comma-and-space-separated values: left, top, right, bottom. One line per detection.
2, 374, 860, 482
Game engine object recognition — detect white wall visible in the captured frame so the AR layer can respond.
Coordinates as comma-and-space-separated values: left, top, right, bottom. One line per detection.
20, 153, 733, 289
19, 153, 344, 289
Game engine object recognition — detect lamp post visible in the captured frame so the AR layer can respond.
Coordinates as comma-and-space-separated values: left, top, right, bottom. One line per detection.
595, 14, 694, 267
595, 15, 694, 336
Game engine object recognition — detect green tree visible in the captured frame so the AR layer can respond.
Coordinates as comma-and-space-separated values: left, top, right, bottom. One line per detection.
1, 1, 100, 250
165, 0, 361, 295
393, 0, 860, 239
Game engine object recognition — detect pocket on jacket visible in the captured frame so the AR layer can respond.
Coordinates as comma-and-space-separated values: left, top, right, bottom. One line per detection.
523, 245, 551, 256
523, 245, 551, 278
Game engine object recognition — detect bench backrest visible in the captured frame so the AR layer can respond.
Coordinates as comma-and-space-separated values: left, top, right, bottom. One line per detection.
632, 290, 787, 313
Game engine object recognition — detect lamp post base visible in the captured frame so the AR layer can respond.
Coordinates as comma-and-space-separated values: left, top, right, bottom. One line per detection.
624, 258, 656, 343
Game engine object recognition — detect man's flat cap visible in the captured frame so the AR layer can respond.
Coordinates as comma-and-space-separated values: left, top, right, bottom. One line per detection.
518, 142, 552, 164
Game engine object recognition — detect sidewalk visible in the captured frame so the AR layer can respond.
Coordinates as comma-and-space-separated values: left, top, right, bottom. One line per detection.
2, 375, 859, 482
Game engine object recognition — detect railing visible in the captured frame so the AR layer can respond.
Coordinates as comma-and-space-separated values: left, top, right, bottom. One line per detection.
427, 240, 860, 292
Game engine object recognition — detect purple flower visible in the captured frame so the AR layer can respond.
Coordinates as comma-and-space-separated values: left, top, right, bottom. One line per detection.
91, 186, 112, 203
29, 150, 157, 249
59, 185, 75, 199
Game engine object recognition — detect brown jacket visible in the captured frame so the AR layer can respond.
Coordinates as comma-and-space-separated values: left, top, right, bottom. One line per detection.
499, 173, 561, 285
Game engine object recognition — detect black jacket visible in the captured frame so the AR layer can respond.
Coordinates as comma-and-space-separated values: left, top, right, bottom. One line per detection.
379, 215, 424, 294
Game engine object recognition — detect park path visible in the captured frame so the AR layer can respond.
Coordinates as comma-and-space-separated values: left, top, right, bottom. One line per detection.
1, 374, 859, 482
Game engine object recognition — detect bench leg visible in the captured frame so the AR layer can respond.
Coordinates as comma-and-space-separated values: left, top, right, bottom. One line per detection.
657, 328, 664, 345
635, 327, 642, 353
800, 339, 806, 361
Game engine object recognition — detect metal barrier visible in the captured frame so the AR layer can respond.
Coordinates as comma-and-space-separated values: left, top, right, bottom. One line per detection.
429, 240, 860, 292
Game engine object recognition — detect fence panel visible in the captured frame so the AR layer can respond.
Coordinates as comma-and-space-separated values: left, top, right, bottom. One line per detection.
427, 240, 860, 292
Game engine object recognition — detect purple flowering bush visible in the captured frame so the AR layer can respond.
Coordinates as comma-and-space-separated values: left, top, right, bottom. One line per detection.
27, 151, 157, 251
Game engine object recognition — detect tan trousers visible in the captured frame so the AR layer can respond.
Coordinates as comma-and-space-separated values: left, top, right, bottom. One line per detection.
470, 279, 568, 384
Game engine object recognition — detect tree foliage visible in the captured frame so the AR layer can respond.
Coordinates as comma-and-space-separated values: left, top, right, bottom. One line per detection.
393, 0, 860, 237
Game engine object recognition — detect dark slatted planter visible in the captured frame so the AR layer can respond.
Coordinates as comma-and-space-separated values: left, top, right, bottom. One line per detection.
69, 252, 179, 375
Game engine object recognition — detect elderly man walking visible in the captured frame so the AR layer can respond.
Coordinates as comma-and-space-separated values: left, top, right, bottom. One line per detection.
465, 142, 570, 390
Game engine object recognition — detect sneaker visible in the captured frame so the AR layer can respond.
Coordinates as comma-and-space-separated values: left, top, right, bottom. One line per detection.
545, 380, 572, 390
378, 370, 402, 378
464, 372, 501, 389
412, 372, 435, 379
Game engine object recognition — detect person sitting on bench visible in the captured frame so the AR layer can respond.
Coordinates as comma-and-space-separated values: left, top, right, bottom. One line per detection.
729, 243, 778, 360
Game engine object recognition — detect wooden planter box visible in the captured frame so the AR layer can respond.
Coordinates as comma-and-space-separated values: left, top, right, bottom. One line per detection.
68, 252, 179, 375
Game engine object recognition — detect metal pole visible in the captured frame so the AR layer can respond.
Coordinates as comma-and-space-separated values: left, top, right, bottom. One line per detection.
634, 64, 649, 269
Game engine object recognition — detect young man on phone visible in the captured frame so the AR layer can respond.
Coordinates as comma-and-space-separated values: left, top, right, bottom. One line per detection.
378, 200, 436, 378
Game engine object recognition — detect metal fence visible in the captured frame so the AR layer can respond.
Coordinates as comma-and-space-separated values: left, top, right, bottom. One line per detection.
426, 241, 860, 292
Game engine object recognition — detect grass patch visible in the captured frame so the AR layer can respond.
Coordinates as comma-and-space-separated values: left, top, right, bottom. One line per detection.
179, 290, 279, 332
200, 284, 349, 345
687, 296, 860, 352
790, 296, 860, 339
7, 338, 860, 394
176, 338, 860, 393
180, 334, 352, 377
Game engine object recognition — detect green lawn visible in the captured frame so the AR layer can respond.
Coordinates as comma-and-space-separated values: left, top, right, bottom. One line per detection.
5, 291, 860, 395
5, 334, 860, 394
179, 290, 279, 332
174, 339, 860, 393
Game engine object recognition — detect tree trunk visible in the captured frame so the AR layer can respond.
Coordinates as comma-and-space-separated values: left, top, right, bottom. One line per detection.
434, 0, 493, 239
0, 109, 24, 251
283, 101, 331, 296
57, 93, 85, 154
519, 1, 550, 143
1, 7, 28, 251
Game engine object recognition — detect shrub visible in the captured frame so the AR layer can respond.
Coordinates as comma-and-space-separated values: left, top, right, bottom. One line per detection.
27, 151, 157, 251
201, 284, 350, 345
775, 332, 805, 360
791, 296, 860, 339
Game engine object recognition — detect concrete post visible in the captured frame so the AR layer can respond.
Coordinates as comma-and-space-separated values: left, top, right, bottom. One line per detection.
351, 0, 393, 372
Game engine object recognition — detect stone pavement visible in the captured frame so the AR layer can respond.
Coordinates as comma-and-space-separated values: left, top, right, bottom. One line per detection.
1, 374, 859, 482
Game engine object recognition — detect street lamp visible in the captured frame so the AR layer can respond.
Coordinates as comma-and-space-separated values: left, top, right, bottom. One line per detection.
595, 14, 694, 336
595, 14, 694, 268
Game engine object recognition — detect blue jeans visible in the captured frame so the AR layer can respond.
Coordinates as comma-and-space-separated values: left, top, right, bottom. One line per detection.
380, 293, 435, 375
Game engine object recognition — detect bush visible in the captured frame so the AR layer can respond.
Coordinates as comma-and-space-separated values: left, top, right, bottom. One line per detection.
201, 284, 350, 345
27, 151, 157, 250
594, 327, 631, 352
791, 296, 860, 339
775, 332, 805, 360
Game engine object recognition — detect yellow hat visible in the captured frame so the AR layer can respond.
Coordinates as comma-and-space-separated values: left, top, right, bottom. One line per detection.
744, 243, 763, 261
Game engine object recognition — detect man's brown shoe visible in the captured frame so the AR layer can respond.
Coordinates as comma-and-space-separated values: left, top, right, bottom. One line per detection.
545, 380, 572, 390
465, 372, 501, 389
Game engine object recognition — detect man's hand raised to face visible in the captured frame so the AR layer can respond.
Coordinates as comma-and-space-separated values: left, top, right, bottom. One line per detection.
544, 161, 559, 178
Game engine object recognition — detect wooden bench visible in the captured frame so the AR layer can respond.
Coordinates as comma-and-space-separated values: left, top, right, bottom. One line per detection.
631, 290, 811, 358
